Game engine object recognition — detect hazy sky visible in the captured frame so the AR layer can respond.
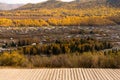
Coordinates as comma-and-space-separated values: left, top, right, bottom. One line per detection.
0, 0, 74, 4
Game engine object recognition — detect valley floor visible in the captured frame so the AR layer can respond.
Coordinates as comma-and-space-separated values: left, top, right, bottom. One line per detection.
0, 68, 119, 80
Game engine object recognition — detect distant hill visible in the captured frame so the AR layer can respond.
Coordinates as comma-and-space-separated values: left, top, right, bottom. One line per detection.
16, 0, 120, 10
0, 3, 23, 10
16, 1, 68, 10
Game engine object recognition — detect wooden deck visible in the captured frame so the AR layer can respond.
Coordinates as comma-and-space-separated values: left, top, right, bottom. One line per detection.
0, 68, 119, 80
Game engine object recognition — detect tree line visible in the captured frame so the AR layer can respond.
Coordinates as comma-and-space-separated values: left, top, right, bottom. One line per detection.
20, 38, 113, 55
0, 16, 117, 27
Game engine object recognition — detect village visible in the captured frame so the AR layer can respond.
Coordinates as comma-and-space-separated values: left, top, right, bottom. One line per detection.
0, 26, 120, 52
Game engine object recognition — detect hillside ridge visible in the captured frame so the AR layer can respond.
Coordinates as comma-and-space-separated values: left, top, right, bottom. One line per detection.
16, 0, 120, 10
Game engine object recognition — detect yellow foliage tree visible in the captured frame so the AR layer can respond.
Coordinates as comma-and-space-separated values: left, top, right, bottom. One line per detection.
0, 18, 13, 27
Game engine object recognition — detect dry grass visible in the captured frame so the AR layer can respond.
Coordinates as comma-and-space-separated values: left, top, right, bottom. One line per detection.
0, 51, 120, 68
29, 52, 120, 68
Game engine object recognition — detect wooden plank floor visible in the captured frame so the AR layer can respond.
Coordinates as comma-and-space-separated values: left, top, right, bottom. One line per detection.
0, 68, 119, 80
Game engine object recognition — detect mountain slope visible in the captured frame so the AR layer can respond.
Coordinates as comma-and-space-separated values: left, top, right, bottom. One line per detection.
0, 3, 23, 10
16, 1, 68, 10
16, 0, 120, 10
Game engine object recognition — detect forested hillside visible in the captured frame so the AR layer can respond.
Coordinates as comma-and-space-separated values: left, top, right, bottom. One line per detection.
0, 1, 120, 68
16, 0, 120, 10
16, 0, 107, 10
0, 0, 119, 27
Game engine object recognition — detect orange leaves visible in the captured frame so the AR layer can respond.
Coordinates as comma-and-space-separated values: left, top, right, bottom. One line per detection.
0, 16, 116, 27
0, 18, 13, 27
13, 19, 49, 27
47, 16, 116, 26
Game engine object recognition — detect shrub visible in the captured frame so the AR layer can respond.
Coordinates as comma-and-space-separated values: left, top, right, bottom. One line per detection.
0, 51, 120, 68
29, 52, 120, 68
0, 52, 28, 67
